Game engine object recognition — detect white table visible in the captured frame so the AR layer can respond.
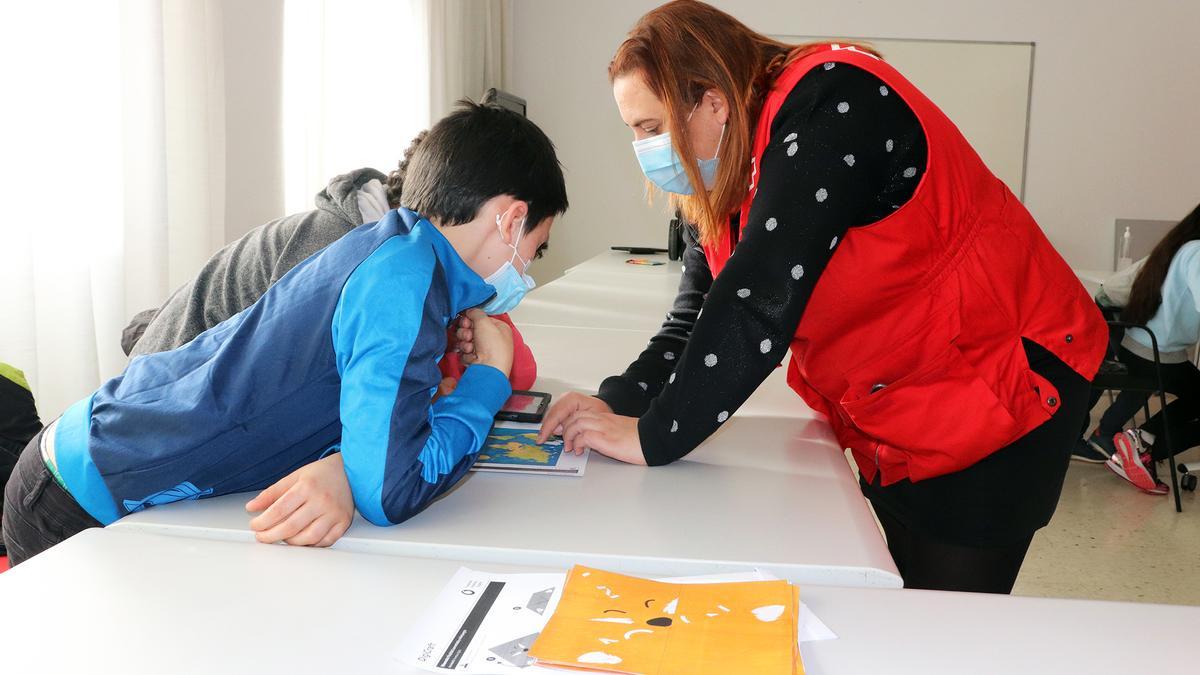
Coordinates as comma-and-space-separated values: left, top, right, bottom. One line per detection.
512, 252, 685, 332
562, 250, 681, 278
517, 324, 805, 418
109, 250, 900, 587
0, 529, 542, 674
113, 405, 895, 586
508, 274, 678, 332
4, 529, 1195, 675
799, 583, 1199, 674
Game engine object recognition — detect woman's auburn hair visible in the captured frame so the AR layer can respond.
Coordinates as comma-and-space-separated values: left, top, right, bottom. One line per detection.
609, 0, 879, 245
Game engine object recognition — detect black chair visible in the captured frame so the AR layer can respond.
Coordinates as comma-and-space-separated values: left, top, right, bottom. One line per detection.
1090, 320, 1182, 512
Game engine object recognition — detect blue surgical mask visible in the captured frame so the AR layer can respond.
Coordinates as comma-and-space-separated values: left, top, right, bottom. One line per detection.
481, 215, 536, 315
632, 104, 724, 195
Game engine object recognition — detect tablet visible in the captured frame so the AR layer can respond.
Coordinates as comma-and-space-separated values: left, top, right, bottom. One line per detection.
495, 390, 552, 423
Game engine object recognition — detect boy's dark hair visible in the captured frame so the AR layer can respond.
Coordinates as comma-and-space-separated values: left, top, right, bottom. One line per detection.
385, 130, 428, 209
400, 99, 568, 230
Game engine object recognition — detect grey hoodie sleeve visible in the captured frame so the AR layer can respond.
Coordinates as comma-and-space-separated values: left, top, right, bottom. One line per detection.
128, 168, 386, 357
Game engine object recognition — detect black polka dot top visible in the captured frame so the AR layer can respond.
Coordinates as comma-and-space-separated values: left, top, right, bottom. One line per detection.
597, 61, 928, 465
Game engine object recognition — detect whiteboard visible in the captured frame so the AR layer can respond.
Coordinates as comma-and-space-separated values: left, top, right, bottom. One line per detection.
775, 36, 1034, 199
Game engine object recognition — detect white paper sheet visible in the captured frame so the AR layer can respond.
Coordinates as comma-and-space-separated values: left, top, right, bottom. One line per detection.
396, 567, 836, 675
396, 568, 567, 674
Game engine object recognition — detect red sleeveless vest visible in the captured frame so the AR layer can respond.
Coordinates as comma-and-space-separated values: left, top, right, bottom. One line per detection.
703, 45, 1107, 485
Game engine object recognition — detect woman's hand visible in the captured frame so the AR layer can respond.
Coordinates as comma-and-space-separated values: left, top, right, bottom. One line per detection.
538, 392, 614, 444
559, 410, 647, 466
245, 452, 355, 547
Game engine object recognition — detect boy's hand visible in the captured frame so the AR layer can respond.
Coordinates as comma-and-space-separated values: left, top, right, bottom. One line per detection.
433, 376, 458, 402
454, 314, 479, 365
463, 308, 513, 377
246, 452, 354, 547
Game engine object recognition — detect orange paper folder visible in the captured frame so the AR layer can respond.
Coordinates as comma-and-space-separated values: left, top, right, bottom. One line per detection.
528, 566, 804, 675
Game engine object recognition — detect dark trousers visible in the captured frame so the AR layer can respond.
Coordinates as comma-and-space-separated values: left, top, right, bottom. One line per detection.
2, 428, 101, 566
862, 340, 1090, 593
1096, 347, 1200, 460
875, 505, 1034, 594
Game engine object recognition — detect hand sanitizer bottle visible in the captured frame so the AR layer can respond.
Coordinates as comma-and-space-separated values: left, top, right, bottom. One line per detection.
1117, 225, 1133, 270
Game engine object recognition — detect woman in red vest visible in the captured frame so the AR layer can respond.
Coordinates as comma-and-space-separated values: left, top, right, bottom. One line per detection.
540, 0, 1107, 593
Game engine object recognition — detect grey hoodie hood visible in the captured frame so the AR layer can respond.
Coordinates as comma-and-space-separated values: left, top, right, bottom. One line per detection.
316, 167, 389, 225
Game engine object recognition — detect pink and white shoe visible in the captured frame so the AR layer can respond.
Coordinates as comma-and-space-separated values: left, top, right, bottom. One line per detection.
1106, 430, 1168, 495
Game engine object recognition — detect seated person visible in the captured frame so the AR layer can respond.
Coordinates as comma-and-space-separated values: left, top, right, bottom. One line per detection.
1072, 260, 1147, 463
1, 100, 568, 565
1088, 203, 1200, 494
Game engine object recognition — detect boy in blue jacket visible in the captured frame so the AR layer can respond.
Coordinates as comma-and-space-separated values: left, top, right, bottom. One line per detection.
2, 101, 568, 565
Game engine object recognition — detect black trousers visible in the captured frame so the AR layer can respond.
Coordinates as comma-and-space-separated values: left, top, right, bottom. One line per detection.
2, 428, 101, 566
0, 371, 44, 552
1096, 346, 1200, 460
875, 504, 1033, 594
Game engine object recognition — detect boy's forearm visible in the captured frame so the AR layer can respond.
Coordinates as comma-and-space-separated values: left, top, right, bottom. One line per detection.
350, 364, 511, 527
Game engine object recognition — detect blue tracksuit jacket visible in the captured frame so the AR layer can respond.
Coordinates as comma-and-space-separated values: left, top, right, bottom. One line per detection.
53, 208, 511, 527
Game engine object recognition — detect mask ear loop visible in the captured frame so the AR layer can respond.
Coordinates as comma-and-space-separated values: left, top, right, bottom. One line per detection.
495, 212, 532, 271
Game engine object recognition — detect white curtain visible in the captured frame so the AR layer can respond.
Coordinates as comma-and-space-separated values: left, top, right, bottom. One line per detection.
0, 0, 507, 418
282, 0, 508, 213
0, 0, 226, 419
429, 0, 509, 120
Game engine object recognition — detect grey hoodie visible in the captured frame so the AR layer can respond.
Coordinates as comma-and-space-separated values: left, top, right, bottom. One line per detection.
127, 168, 389, 357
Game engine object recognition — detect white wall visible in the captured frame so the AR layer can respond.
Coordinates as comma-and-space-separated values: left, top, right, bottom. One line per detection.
221, 0, 285, 242
511, 0, 1200, 279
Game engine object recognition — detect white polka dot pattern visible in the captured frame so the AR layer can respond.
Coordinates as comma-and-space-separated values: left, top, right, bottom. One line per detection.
615, 63, 926, 466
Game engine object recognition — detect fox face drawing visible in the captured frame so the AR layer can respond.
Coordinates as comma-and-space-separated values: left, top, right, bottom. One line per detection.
529, 566, 802, 675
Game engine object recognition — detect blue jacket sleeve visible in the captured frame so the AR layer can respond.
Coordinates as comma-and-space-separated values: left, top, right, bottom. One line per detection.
333, 239, 512, 526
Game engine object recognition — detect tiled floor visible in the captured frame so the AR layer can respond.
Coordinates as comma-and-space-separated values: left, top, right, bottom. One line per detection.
855, 396, 1200, 605
1013, 445, 1200, 605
